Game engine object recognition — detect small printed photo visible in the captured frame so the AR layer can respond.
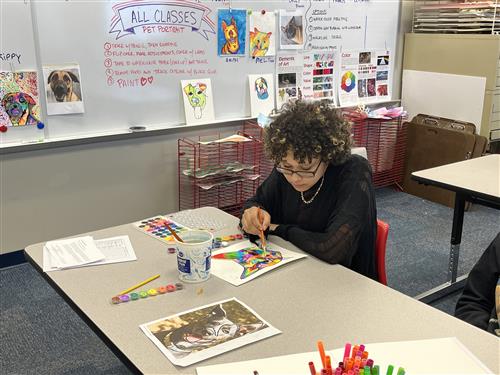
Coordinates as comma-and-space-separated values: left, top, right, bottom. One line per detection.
367, 78, 376, 97
377, 55, 389, 66
358, 52, 371, 64
315, 60, 334, 68
42, 64, 85, 115
45, 68, 82, 104
312, 68, 333, 76
376, 71, 388, 81
280, 11, 304, 49
357, 79, 367, 98
377, 84, 388, 96
278, 73, 296, 88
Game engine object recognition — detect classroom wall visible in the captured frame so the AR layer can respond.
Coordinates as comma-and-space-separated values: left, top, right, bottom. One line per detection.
0, 123, 240, 255
0, 1, 413, 256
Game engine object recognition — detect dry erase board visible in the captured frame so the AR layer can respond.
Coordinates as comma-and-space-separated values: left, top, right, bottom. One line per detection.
0, 0, 400, 145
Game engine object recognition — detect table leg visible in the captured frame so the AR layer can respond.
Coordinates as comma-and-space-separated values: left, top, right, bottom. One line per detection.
448, 193, 466, 283
416, 193, 467, 304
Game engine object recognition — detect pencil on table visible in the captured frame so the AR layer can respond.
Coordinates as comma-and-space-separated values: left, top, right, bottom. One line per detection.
117, 274, 160, 296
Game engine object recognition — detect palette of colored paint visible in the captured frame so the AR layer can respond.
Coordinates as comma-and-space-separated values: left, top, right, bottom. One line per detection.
111, 282, 184, 304
133, 215, 190, 244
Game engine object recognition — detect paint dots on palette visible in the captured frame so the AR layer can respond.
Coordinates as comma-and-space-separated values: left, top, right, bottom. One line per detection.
111, 283, 184, 304
132, 216, 190, 244
213, 234, 244, 249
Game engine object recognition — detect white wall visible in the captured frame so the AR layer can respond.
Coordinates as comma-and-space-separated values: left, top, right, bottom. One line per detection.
0, 123, 240, 254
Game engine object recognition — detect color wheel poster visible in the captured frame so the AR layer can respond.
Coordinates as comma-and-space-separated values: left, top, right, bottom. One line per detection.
339, 50, 391, 106
302, 51, 337, 105
211, 239, 307, 286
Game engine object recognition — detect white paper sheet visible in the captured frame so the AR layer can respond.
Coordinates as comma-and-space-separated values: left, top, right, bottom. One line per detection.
211, 240, 307, 286
196, 337, 493, 375
248, 74, 275, 117
44, 236, 104, 269
140, 298, 281, 367
43, 235, 136, 272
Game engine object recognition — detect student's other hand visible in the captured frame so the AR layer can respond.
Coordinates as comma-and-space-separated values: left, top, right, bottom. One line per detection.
241, 206, 271, 235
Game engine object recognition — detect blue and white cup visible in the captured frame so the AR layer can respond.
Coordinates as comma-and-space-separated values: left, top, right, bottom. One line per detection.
174, 230, 213, 283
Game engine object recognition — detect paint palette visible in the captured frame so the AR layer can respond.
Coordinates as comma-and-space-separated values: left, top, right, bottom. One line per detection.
133, 215, 191, 244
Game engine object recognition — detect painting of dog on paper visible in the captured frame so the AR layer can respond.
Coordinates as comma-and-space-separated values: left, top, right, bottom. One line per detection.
140, 298, 280, 366
181, 78, 215, 124
0, 71, 43, 130
217, 9, 246, 56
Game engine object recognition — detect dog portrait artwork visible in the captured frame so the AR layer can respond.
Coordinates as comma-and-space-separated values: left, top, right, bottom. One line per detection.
140, 298, 278, 366
1, 92, 41, 126
221, 17, 239, 54
183, 82, 207, 120
254, 77, 269, 100
213, 246, 283, 279
47, 70, 81, 102
217, 9, 246, 57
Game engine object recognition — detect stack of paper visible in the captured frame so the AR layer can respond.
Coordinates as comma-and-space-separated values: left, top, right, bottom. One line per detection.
43, 235, 137, 272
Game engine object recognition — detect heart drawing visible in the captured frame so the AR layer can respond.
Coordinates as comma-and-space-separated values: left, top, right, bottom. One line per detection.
140, 76, 154, 86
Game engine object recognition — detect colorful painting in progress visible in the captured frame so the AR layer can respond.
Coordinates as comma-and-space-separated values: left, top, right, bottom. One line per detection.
211, 240, 307, 286
217, 9, 247, 56
0, 71, 44, 133
181, 78, 215, 124
140, 298, 280, 367
249, 11, 276, 57
248, 73, 275, 117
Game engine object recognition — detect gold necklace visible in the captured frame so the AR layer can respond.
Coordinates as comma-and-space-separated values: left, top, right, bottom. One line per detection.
300, 175, 325, 204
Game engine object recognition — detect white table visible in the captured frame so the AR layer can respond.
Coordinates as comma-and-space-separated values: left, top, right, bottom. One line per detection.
24, 207, 500, 374
412, 154, 500, 303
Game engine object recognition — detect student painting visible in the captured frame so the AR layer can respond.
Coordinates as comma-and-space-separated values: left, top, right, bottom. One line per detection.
240, 101, 378, 280
455, 232, 500, 337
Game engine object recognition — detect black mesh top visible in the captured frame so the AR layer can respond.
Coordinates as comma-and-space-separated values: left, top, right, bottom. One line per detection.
242, 154, 378, 280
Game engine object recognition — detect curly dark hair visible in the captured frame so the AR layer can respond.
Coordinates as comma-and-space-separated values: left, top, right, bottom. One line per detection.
264, 101, 352, 165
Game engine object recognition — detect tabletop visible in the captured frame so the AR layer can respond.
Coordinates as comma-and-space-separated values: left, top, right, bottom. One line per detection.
411, 154, 500, 200
24, 207, 500, 374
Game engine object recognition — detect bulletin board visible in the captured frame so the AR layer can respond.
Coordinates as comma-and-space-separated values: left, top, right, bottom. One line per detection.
0, 0, 400, 146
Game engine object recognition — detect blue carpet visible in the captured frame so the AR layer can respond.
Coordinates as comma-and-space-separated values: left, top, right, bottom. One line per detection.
1, 188, 499, 374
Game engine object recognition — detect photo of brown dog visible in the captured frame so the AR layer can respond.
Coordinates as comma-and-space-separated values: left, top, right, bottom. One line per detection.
47, 70, 81, 102
43, 65, 85, 115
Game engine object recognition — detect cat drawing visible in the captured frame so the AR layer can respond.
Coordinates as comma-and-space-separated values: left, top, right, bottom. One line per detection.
281, 16, 303, 45
250, 28, 272, 57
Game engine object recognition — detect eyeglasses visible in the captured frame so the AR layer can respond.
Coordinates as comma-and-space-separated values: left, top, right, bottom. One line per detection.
276, 160, 322, 178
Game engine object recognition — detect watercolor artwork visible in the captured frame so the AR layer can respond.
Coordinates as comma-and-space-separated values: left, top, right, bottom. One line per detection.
248, 73, 275, 117
217, 9, 247, 56
249, 11, 276, 57
43, 64, 85, 115
0, 71, 43, 132
140, 298, 280, 367
181, 78, 215, 125
279, 10, 304, 50
211, 240, 307, 286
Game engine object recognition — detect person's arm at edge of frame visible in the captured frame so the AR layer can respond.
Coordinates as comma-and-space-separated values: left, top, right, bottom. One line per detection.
455, 232, 500, 331
271, 157, 375, 267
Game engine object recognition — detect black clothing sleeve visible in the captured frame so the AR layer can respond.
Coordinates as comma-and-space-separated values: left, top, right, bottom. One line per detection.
455, 233, 500, 333
242, 155, 377, 280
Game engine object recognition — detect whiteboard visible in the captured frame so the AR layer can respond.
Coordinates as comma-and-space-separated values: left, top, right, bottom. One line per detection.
1, 0, 400, 144
402, 69, 486, 134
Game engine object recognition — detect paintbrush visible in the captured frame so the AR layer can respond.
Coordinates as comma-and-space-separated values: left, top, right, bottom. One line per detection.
257, 207, 267, 256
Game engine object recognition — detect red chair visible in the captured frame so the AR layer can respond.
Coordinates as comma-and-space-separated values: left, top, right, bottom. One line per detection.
376, 219, 389, 285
